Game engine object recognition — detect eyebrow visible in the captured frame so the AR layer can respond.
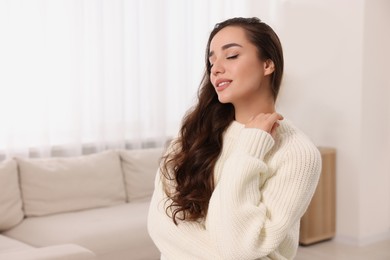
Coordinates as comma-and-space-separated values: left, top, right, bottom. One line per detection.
208, 43, 243, 58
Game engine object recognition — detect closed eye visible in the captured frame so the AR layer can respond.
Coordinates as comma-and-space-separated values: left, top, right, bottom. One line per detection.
227, 54, 238, 59
209, 54, 238, 70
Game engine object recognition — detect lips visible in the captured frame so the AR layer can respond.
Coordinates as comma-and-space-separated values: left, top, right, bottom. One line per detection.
215, 79, 232, 91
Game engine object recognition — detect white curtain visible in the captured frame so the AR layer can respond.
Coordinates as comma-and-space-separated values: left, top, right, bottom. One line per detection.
0, 0, 255, 159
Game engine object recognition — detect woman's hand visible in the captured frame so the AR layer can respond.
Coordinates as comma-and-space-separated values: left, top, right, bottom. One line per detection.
245, 112, 284, 138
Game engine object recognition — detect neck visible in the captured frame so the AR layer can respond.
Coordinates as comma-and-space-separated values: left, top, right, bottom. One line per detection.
234, 96, 275, 124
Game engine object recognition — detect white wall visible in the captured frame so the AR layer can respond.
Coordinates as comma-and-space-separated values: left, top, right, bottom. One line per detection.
360, 0, 390, 244
249, 0, 390, 245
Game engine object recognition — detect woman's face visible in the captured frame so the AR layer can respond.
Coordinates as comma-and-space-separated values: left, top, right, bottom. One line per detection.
209, 26, 270, 106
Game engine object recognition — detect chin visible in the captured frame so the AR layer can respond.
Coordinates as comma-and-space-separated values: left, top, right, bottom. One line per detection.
218, 99, 230, 104
217, 95, 231, 104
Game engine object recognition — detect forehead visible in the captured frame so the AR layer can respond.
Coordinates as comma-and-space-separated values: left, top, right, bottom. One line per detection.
210, 26, 249, 51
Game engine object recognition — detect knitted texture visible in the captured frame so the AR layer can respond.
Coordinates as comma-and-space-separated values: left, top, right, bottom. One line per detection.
148, 119, 321, 260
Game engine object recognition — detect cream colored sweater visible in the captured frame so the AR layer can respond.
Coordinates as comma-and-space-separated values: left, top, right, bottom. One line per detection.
148, 119, 321, 260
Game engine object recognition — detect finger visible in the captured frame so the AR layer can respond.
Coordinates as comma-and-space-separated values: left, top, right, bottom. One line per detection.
270, 121, 280, 138
267, 112, 283, 123
247, 115, 255, 122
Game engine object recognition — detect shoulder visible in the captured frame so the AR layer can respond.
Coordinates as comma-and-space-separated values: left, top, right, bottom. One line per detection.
277, 119, 318, 150
268, 119, 321, 173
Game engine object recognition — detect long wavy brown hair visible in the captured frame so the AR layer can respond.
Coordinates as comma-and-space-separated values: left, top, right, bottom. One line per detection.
161, 17, 284, 225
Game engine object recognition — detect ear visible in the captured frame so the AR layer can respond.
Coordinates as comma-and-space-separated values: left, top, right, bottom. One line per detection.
263, 59, 275, 76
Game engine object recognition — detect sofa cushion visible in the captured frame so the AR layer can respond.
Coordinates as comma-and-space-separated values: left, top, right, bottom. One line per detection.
119, 148, 163, 201
3, 201, 160, 260
17, 150, 126, 217
0, 235, 33, 254
0, 243, 95, 260
0, 160, 24, 231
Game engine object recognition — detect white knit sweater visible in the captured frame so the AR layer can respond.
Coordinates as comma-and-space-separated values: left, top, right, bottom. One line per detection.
148, 119, 321, 260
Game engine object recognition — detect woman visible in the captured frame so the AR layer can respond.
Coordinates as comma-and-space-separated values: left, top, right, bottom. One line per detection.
148, 17, 321, 260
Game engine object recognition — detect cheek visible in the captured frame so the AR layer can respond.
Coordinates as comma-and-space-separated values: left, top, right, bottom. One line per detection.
247, 61, 264, 84
236, 57, 262, 75
237, 64, 263, 88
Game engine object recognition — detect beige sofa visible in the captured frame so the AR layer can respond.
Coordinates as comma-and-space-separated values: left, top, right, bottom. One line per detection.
0, 148, 163, 260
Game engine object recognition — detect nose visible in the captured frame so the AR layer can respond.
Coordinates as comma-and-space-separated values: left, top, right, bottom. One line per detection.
210, 59, 225, 76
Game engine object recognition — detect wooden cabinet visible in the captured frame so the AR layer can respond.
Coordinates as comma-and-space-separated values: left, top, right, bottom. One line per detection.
299, 147, 336, 245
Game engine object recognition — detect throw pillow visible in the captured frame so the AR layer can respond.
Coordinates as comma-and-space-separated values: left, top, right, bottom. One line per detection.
17, 150, 126, 217
119, 148, 163, 201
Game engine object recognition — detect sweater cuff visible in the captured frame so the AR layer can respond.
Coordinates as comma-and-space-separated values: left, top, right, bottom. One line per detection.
236, 128, 275, 160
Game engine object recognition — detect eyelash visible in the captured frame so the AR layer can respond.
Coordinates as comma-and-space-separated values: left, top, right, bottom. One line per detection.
227, 54, 239, 59
209, 54, 239, 68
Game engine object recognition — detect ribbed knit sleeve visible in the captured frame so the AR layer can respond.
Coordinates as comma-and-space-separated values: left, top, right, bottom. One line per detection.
206, 124, 321, 260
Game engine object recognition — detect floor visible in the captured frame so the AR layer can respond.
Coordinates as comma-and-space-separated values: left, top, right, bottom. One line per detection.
295, 239, 390, 260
